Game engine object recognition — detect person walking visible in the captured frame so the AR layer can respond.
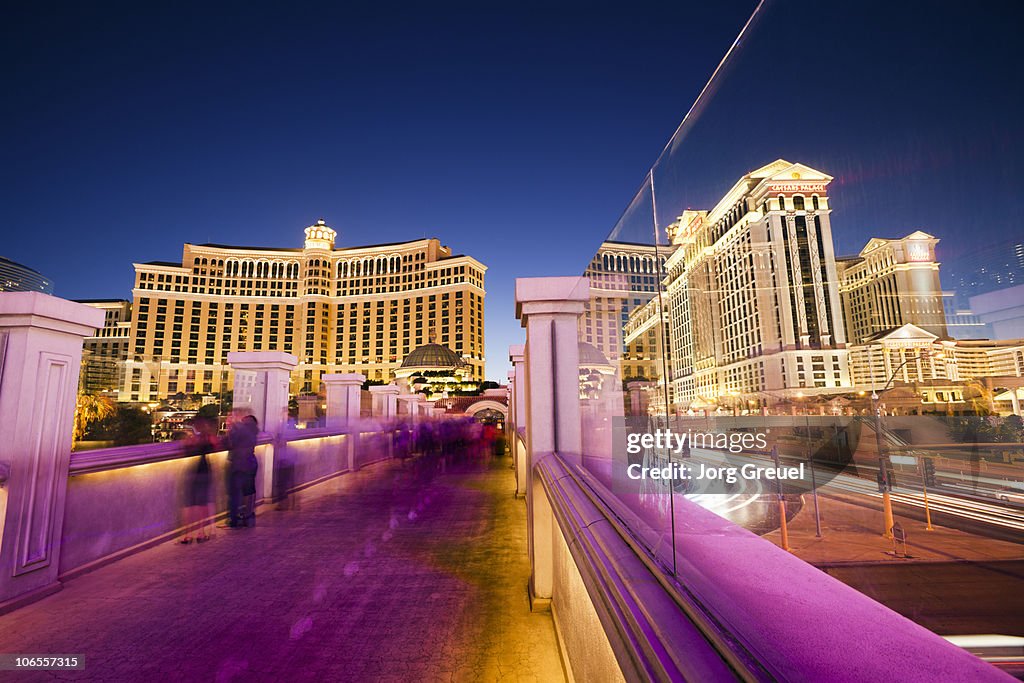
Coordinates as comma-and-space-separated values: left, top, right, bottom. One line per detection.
180, 416, 217, 544
223, 410, 258, 528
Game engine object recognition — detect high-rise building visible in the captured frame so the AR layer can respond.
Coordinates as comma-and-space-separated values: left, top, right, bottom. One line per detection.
0, 255, 54, 294
123, 220, 486, 402
77, 299, 132, 395
835, 231, 947, 343
581, 241, 673, 381
663, 160, 850, 410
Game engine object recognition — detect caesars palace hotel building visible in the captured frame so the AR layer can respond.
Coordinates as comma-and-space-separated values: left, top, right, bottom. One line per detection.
122, 220, 485, 402
664, 160, 850, 408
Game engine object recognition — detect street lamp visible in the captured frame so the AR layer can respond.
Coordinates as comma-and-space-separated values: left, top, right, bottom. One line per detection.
870, 344, 930, 538
797, 393, 823, 538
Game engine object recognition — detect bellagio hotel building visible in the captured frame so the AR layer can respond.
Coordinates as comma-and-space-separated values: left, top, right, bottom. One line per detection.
122, 220, 485, 402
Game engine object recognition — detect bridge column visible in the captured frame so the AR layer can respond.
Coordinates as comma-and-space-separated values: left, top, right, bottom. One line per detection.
323, 373, 365, 470
0, 293, 103, 612
515, 276, 588, 611
369, 384, 400, 420
509, 347, 527, 498
227, 351, 297, 435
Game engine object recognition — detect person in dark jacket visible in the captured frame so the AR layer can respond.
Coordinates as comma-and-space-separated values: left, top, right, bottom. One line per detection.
223, 410, 259, 528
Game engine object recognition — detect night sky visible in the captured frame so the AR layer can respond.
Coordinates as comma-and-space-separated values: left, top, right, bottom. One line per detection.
3, 1, 1023, 380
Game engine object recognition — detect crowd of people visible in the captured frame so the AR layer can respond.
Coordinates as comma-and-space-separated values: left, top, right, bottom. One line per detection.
177, 411, 506, 545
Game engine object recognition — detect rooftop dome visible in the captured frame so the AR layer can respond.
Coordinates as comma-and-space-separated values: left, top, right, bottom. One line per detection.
578, 342, 611, 367
400, 342, 466, 370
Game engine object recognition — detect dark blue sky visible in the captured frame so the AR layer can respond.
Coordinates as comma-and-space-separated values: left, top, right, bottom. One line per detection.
3, 1, 1022, 380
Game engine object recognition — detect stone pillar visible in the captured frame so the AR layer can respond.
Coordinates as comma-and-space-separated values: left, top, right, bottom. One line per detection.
322, 373, 365, 471
397, 394, 420, 423
507, 366, 526, 499
369, 384, 400, 420
227, 351, 297, 435
321, 374, 365, 429
515, 276, 588, 610
0, 293, 103, 610
509, 345, 526, 432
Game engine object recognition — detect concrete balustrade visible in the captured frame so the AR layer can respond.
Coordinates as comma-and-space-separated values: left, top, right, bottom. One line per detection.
514, 276, 1011, 681
514, 276, 589, 612
0, 293, 103, 612
508, 346, 527, 498
0, 293, 404, 612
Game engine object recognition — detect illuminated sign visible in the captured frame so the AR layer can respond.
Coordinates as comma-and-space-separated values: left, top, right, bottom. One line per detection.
765, 181, 828, 194
906, 241, 931, 262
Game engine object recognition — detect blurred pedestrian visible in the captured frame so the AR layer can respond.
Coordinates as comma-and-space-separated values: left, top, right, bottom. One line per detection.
274, 414, 298, 510
180, 415, 217, 544
223, 410, 259, 528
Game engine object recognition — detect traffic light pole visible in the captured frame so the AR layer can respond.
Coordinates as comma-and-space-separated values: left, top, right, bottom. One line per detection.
872, 397, 895, 539
923, 483, 935, 531
922, 458, 936, 531
772, 445, 792, 551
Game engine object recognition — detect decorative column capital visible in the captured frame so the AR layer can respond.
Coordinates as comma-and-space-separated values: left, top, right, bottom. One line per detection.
322, 373, 366, 387
515, 276, 589, 324
0, 291, 105, 336
226, 351, 298, 372
509, 344, 525, 365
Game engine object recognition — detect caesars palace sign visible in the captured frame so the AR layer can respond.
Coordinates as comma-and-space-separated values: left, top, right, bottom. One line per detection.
764, 181, 828, 194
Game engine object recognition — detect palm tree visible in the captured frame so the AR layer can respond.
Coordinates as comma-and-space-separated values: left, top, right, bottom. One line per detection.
73, 393, 115, 442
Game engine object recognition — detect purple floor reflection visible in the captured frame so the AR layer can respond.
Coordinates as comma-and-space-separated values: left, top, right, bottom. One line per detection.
0, 454, 563, 682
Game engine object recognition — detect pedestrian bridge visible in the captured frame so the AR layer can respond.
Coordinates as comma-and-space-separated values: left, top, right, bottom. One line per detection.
0, 291, 1016, 682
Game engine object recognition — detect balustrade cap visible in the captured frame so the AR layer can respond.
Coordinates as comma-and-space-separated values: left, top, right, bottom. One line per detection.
508, 344, 525, 363
321, 372, 365, 386
226, 351, 298, 371
514, 276, 589, 324
0, 291, 105, 335
368, 384, 401, 395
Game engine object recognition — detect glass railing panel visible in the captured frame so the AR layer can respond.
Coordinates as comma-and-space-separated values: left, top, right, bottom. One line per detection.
575, 0, 1024, 670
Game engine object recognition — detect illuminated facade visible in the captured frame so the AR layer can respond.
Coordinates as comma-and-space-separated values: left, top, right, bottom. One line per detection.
622, 295, 672, 402
664, 160, 851, 409
848, 323, 1024, 413
122, 220, 485, 401
836, 231, 947, 343
78, 299, 132, 395
581, 241, 672, 381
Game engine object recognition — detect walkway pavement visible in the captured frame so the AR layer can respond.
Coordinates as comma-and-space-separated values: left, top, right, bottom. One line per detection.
1, 454, 565, 682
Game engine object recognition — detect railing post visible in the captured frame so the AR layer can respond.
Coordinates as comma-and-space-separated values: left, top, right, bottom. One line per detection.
515, 276, 589, 611
369, 384, 400, 420
0, 293, 103, 611
322, 373, 365, 470
228, 351, 298, 504
226, 352, 298, 435
370, 384, 401, 459
508, 346, 527, 498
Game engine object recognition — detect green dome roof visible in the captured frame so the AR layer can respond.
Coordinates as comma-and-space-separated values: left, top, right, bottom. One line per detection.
400, 343, 466, 370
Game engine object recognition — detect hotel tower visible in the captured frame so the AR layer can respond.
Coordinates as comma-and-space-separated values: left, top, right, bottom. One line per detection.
122, 220, 485, 402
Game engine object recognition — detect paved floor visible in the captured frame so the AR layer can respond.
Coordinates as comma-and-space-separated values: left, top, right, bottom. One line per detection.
1, 454, 565, 682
